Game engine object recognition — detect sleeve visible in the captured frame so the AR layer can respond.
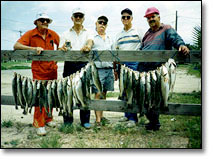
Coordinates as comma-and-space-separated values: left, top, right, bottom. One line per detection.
17, 30, 31, 46
166, 27, 186, 50
137, 28, 144, 42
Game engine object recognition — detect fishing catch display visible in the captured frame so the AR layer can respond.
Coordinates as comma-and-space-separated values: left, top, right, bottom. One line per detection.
12, 59, 176, 115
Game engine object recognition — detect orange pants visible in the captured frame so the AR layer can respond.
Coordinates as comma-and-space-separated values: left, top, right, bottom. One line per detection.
33, 106, 53, 128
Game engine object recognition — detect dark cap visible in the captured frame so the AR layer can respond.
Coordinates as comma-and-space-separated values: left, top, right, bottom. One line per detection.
121, 8, 132, 15
98, 15, 108, 23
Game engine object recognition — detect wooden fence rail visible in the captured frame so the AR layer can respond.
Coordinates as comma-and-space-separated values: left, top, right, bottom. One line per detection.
1, 50, 201, 62
1, 95, 201, 116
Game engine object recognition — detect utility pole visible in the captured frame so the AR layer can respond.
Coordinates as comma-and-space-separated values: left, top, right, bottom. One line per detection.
175, 10, 178, 31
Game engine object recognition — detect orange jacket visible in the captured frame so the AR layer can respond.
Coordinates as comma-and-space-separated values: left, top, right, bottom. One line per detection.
17, 27, 60, 80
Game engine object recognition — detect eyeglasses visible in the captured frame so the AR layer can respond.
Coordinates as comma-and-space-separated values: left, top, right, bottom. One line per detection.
38, 18, 50, 23
122, 16, 131, 20
98, 20, 107, 25
73, 14, 84, 19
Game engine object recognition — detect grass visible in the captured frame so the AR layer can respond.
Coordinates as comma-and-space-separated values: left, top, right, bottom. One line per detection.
1, 120, 14, 128
169, 91, 201, 104
1, 61, 31, 70
39, 134, 62, 148
177, 63, 201, 78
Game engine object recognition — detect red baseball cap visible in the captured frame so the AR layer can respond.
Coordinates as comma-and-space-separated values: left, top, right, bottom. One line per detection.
144, 7, 160, 17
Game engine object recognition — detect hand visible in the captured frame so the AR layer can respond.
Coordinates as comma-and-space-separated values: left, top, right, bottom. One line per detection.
114, 71, 118, 81
58, 44, 68, 51
179, 45, 190, 55
34, 47, 44, 55
80, 45, 91, 53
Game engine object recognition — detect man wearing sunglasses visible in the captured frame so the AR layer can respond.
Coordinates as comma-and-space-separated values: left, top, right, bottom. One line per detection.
140, 7, 189, 131
89, 15, 114, 127
114, 8, 143, 128
59, 8, 93, 129
13, 12, 60, 136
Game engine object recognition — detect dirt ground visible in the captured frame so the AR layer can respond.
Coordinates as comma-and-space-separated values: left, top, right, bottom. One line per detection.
1, 63, 201, 148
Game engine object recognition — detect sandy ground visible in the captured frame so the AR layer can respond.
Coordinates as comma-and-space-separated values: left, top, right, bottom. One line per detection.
1, 63, 201, 148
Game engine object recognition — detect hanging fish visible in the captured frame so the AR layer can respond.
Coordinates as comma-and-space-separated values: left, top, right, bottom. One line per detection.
27, 78, 33, 114
168, 58, 177, 99
161, 65, 170, 110
12, 72, 18, 110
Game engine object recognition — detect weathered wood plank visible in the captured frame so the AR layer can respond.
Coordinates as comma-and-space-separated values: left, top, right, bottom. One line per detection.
1, 95, 201, 116
1, 50, 201, 62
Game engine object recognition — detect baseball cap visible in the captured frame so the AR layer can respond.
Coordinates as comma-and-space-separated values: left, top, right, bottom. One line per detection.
121, 8, 132, 15
144, 7, 160, 17
72, 7, 85, 15
97, 15, 108, 23
34, 12, 52, 25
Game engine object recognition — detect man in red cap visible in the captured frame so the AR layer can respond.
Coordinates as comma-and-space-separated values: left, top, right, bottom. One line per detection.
139, 7, 189, 131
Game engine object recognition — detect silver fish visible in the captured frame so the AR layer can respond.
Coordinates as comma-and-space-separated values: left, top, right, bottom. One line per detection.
145, 72, 151, 108
168, 58, 177, 99
75, 72, 86, 107
119, 65, 124, 99
161, 65, 170, 109
47, 80, 53, 117
17, 74, 25, 108
22, 76, 28, 115
31, 79, 38, 107
150, 70, 157, 107
57, 79, 63, 108
126, 68, 133, 105
12, 72, 18, 109
139, 72, 146, 115
51, 79, 59, 111
67, 83, 73, 117
91, 61, 104, 99
27, 78, 33, 113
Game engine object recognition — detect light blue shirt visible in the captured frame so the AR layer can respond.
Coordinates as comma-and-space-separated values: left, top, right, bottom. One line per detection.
92, 34, 113, 68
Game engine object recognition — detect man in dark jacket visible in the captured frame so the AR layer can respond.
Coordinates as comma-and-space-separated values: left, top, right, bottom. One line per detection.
139, 7, 189, 131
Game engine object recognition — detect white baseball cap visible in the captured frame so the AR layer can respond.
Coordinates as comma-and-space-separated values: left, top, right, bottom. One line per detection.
34, 12, 53, 25
72, 7, 85, 15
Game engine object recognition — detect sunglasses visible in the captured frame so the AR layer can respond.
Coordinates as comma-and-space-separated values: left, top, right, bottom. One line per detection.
98, 20, 107, 25
38, 18, 50, 23
73, 14, 84, 19
122, 16, 131, 20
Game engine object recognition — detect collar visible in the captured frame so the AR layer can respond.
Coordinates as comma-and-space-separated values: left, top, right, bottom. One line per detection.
70, 26, 87, 32
148, 23, 164, 33
32, 27, 51, 37
122, 27, 134, 33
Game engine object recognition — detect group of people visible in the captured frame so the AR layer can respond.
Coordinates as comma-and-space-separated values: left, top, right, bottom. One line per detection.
13, 7, 189, 136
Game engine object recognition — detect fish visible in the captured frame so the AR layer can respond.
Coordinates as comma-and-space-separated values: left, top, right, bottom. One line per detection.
27, 78, 33, 113
145, 72, 151, 109
139, 72, 146, 115
75, 72, 87, 107
118, 64, 124, 99
17, 74, 25, 109
57, 79, 64, 116
22, 76, 28, 115
132, 70, 140, 105
37, 80, 43, 113
31, 79, 38, 107
72, 73, 79, 107
47, 80, 53, 117
51, 79, 59, 111
85, 63, 92, 99
41, 80, 49, 114
168, 58, 177, 99
150, 70, 157, 108
161, 65, 170, 110
90, 61, 104, 99
67, 82, 73, 117
12, 72, 18, 109
126, 68, 133, 105
62, 77, 68, 115
155, 67, 162, 108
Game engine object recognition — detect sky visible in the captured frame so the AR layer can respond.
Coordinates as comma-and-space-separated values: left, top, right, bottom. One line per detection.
1, 1, 201, 50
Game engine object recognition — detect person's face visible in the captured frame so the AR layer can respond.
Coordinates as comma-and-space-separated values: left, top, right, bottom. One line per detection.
146, 13, 160, 28
72, 13, 85, 25
36, 18, 50, 30
121, 13, 132, 26
96, 19, 107, 32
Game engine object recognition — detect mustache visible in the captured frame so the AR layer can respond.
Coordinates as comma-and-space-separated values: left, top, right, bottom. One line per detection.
149, 20, 155, 23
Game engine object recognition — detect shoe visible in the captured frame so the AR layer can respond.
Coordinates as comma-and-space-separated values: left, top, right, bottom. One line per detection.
37, 127, 47, 136
83, 123, 91, 129
119, 117, 128, 122
126, 120, 136, 128
46, 121, 56, 128
145, 123, 160, 131
95, 122, 101, 129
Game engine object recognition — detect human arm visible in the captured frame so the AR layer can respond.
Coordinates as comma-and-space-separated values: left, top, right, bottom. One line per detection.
80, 39, 94, 53
13, 42, 44, 55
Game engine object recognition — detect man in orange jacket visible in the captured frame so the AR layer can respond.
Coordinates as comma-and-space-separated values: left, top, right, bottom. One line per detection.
14, 12, 60, 136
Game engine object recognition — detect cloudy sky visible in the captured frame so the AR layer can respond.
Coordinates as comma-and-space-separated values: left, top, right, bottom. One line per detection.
1, 1, 201, 50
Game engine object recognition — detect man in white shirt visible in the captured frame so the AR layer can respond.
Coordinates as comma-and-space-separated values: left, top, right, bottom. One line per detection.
59, 8, 93, 129
91, 15, 114, 127
114, 8, 143, 128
